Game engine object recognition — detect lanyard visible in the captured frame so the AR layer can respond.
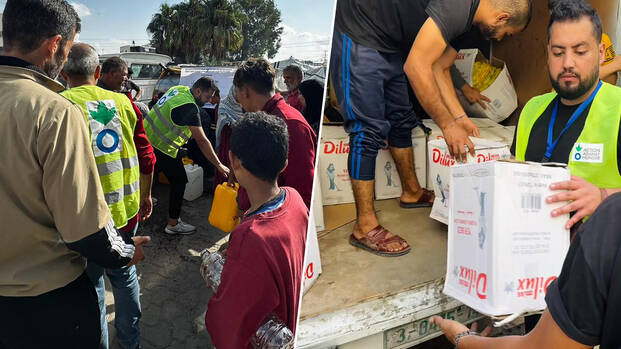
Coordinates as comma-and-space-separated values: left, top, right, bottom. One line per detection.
543, 80, 602, 162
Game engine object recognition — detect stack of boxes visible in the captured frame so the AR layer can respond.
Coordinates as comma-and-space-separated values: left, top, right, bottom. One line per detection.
317, 119, 516, 210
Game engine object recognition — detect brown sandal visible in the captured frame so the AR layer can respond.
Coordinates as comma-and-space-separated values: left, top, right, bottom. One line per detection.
399, 188, 435, 208
349, 225, 411, 257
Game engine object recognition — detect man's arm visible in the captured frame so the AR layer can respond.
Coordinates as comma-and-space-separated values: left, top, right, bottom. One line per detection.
404, 17, 474, 161
432, 48, 480, 137
39, 104, 149, 268
432, 310, 590, 349
600, 55, 621, 81
66, 218, 150, 268
279, 120, 316, 209
130, 80, 142, 101
128, 99, 155, 220
189, 125, 229, 178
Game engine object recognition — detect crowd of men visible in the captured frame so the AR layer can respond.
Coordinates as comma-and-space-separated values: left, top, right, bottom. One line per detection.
0, 0, 317, 348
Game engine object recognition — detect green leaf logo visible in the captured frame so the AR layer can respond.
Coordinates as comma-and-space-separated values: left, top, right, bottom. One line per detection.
89, 101, 117, 126
576, 144, 583, 152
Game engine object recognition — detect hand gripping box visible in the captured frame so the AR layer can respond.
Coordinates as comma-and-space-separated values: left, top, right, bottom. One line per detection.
318, 126, 355, 205
454, 49, 518, 123
428, 138, 511, 224
374, 127, 427, 199
443, 161, 570, 317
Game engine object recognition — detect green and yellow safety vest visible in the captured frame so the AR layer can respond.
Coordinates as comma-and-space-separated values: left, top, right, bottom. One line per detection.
62, 85, 140, 229
144, 85, 195, 158
515, 81, 621, 189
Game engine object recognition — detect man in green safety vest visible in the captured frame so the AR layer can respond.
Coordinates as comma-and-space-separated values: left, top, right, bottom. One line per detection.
511, 1, 621, 234
511, 2, 621, 334
60, 44, 154, 349
145, 77, 230, 235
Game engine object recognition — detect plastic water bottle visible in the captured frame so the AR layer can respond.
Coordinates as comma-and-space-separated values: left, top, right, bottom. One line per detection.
251, 313, 294, 349
199, 250, 294, 348
199, 250, 224, 291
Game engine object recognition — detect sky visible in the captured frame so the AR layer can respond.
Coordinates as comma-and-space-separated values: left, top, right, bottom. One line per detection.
0, 0, 336, 62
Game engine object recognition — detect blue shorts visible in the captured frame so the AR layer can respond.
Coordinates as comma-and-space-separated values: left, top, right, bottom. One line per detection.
330, 28, 420, 180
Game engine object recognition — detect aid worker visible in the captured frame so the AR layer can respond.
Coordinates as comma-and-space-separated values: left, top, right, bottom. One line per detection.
511, 1, 621, 235
144, 77, 229, 235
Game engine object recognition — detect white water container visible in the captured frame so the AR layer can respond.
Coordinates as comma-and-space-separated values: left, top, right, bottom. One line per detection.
183, 164, 204, 201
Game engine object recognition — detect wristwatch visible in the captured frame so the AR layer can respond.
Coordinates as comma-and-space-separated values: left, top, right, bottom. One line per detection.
454, 330, 478, 348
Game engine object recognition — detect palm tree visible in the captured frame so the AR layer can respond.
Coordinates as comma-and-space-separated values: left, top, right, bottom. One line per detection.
148, 0, 243, 64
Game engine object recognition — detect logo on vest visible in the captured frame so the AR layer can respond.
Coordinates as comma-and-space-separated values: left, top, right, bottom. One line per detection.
86, 100, 123, 157
157, 88, 179, 107
571, 143, 603, 163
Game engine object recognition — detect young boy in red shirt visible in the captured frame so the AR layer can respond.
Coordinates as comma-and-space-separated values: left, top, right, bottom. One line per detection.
205, 111, 308, 348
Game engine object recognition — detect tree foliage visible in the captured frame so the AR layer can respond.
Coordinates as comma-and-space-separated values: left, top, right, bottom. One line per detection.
232, 0, 283, 60
147, 0, 245, 63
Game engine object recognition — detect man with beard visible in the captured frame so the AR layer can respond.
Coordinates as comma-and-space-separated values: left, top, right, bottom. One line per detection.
511, 0, 621, 334
282, 65, 304, 112
512, 0, 621, 232
331, 0, 532, 256
0, 1, 149, 347
144, 77, 229, 234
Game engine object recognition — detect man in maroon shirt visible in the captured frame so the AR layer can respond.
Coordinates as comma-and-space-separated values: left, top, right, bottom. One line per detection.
234, 58, 317, 211
205, 111, 307, 348
283, 64, 304, 112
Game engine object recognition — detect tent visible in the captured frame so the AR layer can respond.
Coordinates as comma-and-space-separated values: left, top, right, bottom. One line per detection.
272, 56, 326, 92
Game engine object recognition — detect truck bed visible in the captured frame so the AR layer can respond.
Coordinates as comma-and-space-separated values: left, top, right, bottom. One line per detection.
298, 200, 476, 348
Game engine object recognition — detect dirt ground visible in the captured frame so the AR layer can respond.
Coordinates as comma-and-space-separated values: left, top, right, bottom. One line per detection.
104, 181, 227, 349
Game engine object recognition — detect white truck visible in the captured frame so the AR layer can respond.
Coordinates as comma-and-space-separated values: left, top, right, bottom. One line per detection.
297, 202, 484, 349
99, 51, 172, 103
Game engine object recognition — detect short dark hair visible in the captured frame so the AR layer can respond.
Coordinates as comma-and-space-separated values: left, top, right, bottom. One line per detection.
230, 111, 289, 182
492, 0, 533, 29
101, 57, 127, 74
3, 0, 81, 53
233, 58, 276, 95
192, 77, 216, 92
547, 0, 602, 42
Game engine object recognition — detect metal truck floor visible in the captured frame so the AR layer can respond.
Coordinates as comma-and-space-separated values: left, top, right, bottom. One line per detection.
301, 199, 448, 320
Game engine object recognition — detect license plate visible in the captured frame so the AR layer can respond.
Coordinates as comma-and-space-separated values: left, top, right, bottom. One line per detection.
384, 305, 482, 348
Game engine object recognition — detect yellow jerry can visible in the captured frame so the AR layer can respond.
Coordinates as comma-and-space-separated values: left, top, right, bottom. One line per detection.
209, 182, 241, 232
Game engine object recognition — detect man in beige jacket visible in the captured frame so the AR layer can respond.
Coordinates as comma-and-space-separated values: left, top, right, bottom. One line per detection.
0, 1, 148, 348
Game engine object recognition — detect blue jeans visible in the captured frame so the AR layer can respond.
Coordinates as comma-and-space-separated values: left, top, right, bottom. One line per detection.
86, 223, 141, 349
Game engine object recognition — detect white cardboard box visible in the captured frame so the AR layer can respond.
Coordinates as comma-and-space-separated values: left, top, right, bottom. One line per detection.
428, 138, 511, 224
303, 212, 322, 294
312, 174, 325, 231
374, 127, 427, 199
318, 126, 355, 205
454, 49, 518, 122
183, 164, 203, 201
443, 161, 570, 316
471, 118, 502, 129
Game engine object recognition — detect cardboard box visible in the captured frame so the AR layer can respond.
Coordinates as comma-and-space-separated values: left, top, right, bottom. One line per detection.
454, 49, 518, 122
312, 175, 325, 231
443, 161, 570, 316
303, 212, 322, 294
374, 127, 427, 199
471, 118, 502, 129
318, 126, 355, 205
428, 138, 511, 224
